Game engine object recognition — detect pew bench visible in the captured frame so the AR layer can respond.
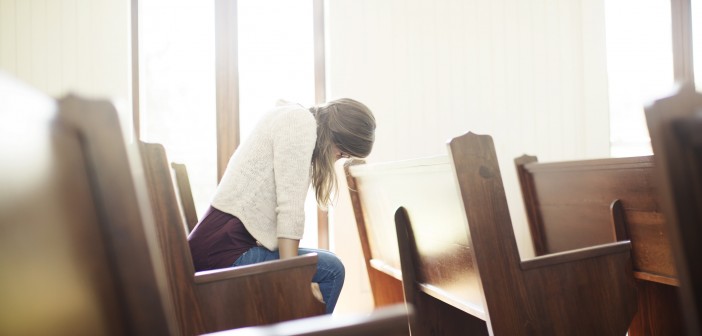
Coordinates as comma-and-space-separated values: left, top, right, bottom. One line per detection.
1, 78, 387, 335
349, 133, 638, 335
646, 84, 702, 336
514, 154, 683, 335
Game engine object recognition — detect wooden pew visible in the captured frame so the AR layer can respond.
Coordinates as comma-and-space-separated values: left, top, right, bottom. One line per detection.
205, 303, 413, 336
349, 134, 638, 335
139, 141, 326, 335
0, 79, 392, 336
345, 160, 406, 307
514, 155, 683, 335
646, 84, 702, 336
171, 162, 199, 232
0, 81, 178, 334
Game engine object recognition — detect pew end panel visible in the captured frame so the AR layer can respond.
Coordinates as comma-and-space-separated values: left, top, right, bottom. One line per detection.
448, 131, 638, 336
139, 141, 325, 334
0, 87, 137, 335
646, 83, 702, 336
345, 160, 405, 307
1, 85, 180, 335
57, 95, 180, 335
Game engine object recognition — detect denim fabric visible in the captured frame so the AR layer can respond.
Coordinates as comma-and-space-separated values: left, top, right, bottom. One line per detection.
233, 247, 345, 314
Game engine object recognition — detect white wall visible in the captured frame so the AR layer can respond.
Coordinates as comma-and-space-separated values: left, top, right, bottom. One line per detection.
0, 0, 131, 108
327, 0, 611, 313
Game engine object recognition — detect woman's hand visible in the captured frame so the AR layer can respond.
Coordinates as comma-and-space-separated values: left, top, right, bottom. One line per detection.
311, 282, 324, 303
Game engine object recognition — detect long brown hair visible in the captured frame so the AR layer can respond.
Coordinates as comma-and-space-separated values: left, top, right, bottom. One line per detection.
310, 98, 376, 206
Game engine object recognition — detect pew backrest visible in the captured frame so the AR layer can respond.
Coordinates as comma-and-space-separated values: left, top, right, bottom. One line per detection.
514, 154, 677, 285
386, 132, 637, 335
345, 160, 406, 306
0, 76, 177, 335
646, 84, 702, 336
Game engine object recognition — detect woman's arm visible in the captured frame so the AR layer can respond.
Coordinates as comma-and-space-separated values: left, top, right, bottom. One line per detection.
278, 237, 300, 259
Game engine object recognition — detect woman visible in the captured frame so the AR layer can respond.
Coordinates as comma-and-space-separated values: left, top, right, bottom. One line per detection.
188, 98, 376, 314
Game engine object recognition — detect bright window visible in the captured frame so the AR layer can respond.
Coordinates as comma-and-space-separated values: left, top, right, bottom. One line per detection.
605, 0, 674, 157
138, 0, 217, 218
237, 0, 318, 248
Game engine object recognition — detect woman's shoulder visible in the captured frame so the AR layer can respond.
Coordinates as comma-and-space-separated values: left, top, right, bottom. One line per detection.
268, 101, 316, 129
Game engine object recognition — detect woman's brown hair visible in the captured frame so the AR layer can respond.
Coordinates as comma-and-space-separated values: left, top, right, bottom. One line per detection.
310, 98, 376, 207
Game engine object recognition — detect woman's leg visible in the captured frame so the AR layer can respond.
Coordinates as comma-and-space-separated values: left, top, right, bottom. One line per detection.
233, 247, 345, 314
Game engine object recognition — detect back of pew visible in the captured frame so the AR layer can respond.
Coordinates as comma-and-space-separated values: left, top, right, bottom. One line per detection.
0, 77, 177, 335
345, 160, 406, 307
646, 84, 702, 336
514, 154, 676, 284
171, 162, 199, 233
350, 139, 637, 335
515, 154, 683, 335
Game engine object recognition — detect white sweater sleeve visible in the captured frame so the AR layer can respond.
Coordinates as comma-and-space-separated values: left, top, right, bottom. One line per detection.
271, 108, 317, 240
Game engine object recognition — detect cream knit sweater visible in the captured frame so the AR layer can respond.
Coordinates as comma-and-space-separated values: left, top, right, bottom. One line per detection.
211, 102, 317, 251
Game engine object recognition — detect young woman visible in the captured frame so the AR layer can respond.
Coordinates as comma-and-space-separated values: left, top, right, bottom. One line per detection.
188, 98, 376, 314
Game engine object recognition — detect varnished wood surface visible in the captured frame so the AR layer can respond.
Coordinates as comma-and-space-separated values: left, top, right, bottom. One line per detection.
515, 155, 677, 283
515, 152, 684, 335
0, 78, 429, 336
204, 304, 412, 336
140, 142, 326, 335
171, 162, 199, 233
345, 160, 405, 307
646, 84, 702, 336
0, 84, 178, 335
357, 132, 639, 335
58, 95, 179, 335
447, 132, 638, 335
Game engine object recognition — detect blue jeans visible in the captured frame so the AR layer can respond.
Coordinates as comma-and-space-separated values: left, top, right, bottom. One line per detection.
233, 247, 345, 314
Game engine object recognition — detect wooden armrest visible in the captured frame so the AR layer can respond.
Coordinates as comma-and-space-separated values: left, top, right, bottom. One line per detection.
203, 303, 413, 336
194, 253, 318, 284
369, 258, 403, 281
520, 240, 631, 270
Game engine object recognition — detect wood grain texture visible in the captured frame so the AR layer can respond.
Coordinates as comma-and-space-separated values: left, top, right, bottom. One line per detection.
514, 153, 683, 336
450, 132, 636, 335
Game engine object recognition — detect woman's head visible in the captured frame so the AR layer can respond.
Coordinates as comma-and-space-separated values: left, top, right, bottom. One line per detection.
310, 98, 376, 206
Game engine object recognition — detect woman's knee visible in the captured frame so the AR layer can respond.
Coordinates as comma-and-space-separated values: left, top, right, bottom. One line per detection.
315, 250, 345, 278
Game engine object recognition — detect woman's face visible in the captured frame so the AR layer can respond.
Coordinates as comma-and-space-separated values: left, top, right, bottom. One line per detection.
332, 144, 351, 161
